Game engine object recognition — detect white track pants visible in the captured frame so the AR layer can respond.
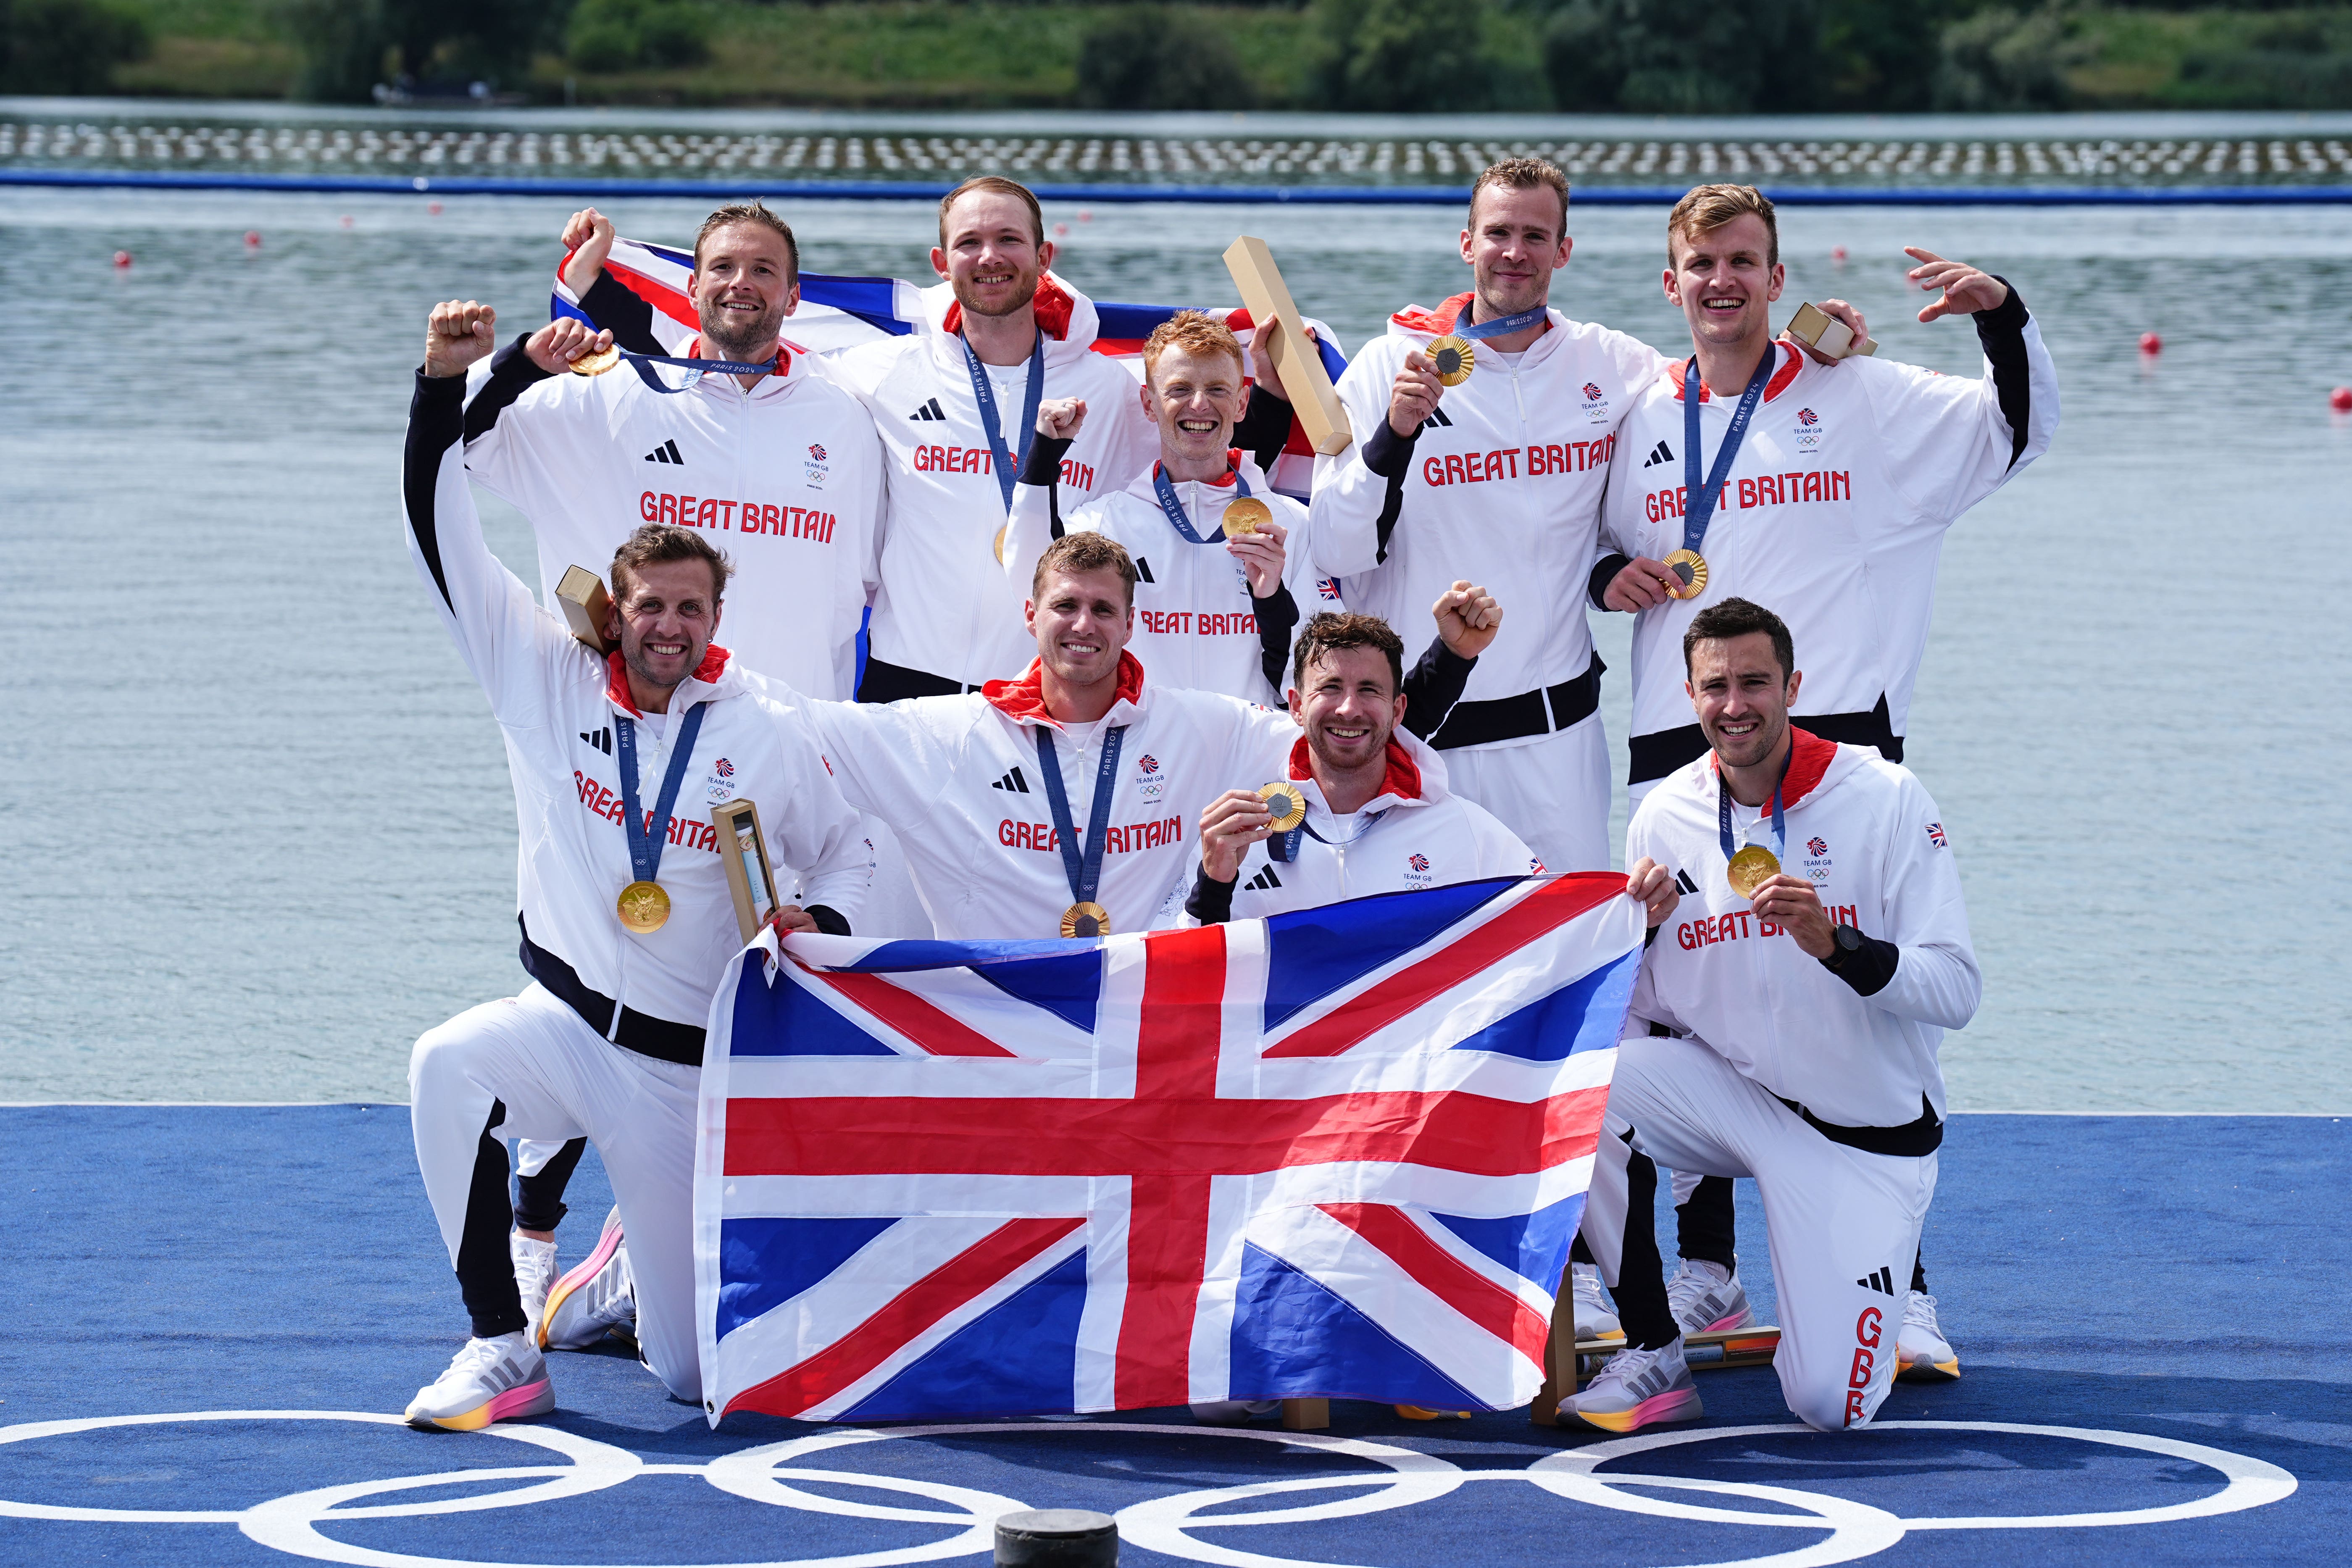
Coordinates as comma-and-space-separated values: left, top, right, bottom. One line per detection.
1601, 1035, 1935, 1432
410, 984, 702, 1404
1439, 713, 1613, 876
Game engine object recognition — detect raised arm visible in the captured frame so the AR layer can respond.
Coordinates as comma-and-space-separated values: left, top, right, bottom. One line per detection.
1399, 581, 1499, 739
1002, 397, 1087, 585
1306, 342, 1445, 574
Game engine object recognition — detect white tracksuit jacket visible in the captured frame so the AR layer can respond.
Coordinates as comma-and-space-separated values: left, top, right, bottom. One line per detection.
1626, 729, 1980, 1128
459, 334, 885, 703
800, 652, 1297, 939
1005, 448, 1340, 706
1157, 727, 1542, 925
405, 372, 873, 1049
1602, 292, 2058, 791
829, 274, 1159, 689
1309, 293, 1673, 750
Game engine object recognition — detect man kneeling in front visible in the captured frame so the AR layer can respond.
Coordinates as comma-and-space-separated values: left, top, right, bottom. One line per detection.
1568, 597, 1979, 1433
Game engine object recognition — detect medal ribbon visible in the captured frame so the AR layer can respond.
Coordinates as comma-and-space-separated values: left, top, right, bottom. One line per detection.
961, 329, 1048, 512
1680, 348, 1777, 558
620, 350, 782, 395
1150, 463, 1254, 546
1717, 742, 1792, 873
616, 702, 711, 891
1033, 722, 1128, 919
1269, 807, 1388, 864
1449, 301, 1549, 341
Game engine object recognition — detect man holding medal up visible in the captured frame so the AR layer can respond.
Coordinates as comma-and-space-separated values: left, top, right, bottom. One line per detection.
397, 300, 872, 1431
1564, 599, 1979, 1434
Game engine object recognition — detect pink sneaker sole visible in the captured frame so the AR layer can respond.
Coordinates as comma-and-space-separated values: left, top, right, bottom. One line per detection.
1568, 1382, 1705, 1433
413, 1376, 554, 1432
538, 1212, 624, 1351
1698, 1309, 1755, 1334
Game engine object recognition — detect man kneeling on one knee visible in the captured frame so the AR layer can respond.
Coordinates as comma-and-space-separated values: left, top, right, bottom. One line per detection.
1568, 597, 1979, 1434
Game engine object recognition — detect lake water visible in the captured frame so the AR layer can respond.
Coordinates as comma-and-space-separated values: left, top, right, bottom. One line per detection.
3, 156, 2347, 1110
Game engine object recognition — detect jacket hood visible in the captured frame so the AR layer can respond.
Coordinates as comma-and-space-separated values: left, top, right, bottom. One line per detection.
1287, 723, 1452, 818
602, 642, 743, 717
919, 271, 1102, 370
1120, 449, 1271, 508
981, 649, 1148, 728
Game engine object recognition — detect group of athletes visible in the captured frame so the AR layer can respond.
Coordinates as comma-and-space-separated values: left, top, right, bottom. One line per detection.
399, 156, 2057, 1437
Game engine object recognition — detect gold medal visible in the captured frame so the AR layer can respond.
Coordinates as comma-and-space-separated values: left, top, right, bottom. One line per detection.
1060, 900, 1110, 939
568, 343, 621, 377
1221, 496, 1271, 538
1259, 781, 1307, 833
1426, 335, 1474, 387
993, 523, 1009, 566
616, 879, 671, 933
1725, 846, 1779, 900
1663, 548, 1710, 600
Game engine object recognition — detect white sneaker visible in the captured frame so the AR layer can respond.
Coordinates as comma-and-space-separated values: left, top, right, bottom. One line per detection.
511, 1233, 558, 1339
404, 1332, 554, 1431
1189, 1400, 1281, 1425
1667, 1258, 1754, 1335
1896, 1290, 1960, 1382
1561, 1338, 1704, 1433
1571, 1263, 1622, 1342
539, 1207, 635, 1351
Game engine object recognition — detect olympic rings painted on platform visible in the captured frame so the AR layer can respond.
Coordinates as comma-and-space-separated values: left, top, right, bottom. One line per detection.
0, 1408, 2299, 1568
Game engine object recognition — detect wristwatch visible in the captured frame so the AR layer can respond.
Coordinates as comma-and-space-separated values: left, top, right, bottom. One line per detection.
1822, 923, 1866, 970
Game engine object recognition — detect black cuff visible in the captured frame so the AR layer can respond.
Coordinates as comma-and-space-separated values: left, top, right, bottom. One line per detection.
581, 269, 663, 355
1018, 433, 1072, 488
1235, 384, 1294, 470
1972, 276, 2029, 335
1184, 865, 1238, 924
1588, 552, 1631, 611
1400, 639, 1475, 741
1252, 582, 1301, 693
414, 367, 467, 409
805, 904, 852, 937
1821, 929, 1900, 996
1362, 418, 1418, 479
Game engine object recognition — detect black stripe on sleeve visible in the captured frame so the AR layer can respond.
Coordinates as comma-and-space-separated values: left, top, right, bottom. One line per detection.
1185, 864, 1238, 925
1400, 638, 1474, 740
405, 371, 469, 611
1973, 276, 2033, 468
1359, 419, 1419, 563
1018, 432, 1074, 539
462, 331, 557, 444
1251, 582, 1300, 694
1588, 551, 1631, 610
1234, 384, 1294, 472
805, 903, 852, 937
581, 268, 664, 355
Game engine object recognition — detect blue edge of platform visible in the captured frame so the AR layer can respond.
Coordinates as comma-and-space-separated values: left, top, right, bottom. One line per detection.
3, 1105, 2344, 1565
7, 167, 2352, 205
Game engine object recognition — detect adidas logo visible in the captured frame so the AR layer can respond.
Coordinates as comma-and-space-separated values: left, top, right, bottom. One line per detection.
1641, 439, 1674, 469
990, 766, 1031, 794
909, 398, 946, 422
1674, 868, 1699, 894
579, 726, 613, 755
1244, 866, 1283, 892
1420, 407, 1454, 431
1135, 557, 1156, 585
1856, 1266, 1897, 1297
643, 438, 684, 466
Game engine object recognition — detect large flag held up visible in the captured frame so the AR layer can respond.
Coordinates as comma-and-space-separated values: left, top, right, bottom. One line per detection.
692, 875, 1640, 1426
552, 235, 1350, 498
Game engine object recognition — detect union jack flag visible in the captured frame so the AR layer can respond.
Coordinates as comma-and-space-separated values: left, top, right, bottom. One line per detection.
559, 237, 1351, 501
693, 875, 1639, 1425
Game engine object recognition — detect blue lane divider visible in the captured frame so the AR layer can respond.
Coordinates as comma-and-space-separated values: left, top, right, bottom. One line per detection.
6, 166, 2352, 205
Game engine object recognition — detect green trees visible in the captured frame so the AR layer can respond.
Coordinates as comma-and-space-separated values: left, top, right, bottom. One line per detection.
0, 0, 148, 94
1074, 7, 1254, 108
1543, 0, 1935, 114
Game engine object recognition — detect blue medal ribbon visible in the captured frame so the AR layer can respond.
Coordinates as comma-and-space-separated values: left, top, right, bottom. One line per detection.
1449, 301, 1549, 341
618, 349, 783, 395
1717, 742, 1792, 876
961, 329, 1047, 513
1268, 806, 1387, 864
1150, 463, 1254, 546
616, 702, 711, 893
1680, 349, 1777, 559
1033, 722, 1128, 926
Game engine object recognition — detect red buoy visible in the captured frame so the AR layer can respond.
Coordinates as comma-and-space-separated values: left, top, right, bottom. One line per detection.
111, 250, 132, 269
2331, 387, 2352, 413
339, 215, 354, 229
1052, 222, 1068, 237
1831, 245, 1848, 262
1079, 209, 1092, 222
428, 201, 443, 216
243, 230, 262, 249
2139, 331, 2162, 354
